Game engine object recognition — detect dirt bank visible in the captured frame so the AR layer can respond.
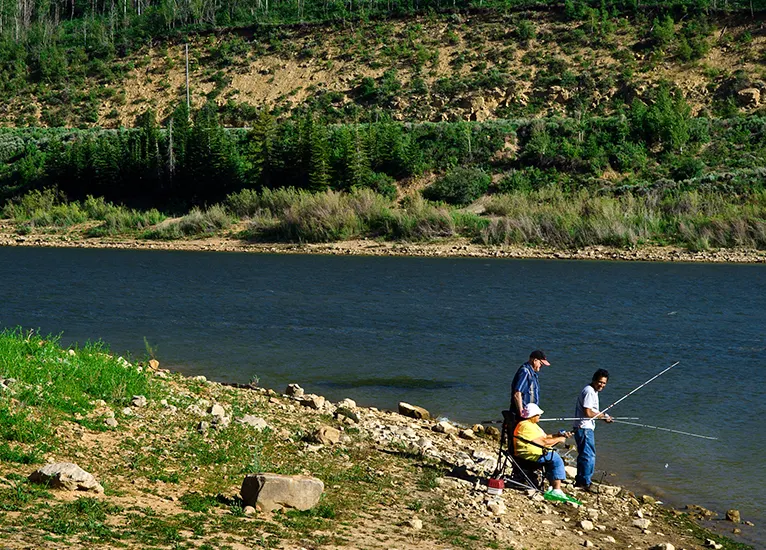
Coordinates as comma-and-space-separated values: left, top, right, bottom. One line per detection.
2, 229, 766, 264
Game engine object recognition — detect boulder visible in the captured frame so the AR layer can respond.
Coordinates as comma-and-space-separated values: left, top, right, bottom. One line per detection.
726, 509, 741, 523
299, 395, 325, 410
312, 426, 341, 445
398, 402, 430, 420
241, 473, 324, 512
28, 462, 104, 493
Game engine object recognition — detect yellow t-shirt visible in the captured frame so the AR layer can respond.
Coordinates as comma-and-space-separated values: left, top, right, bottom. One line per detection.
513, 420, 546, 461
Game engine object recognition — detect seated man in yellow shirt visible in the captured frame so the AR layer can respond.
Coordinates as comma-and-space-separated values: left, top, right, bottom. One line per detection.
513, 402, 572, 498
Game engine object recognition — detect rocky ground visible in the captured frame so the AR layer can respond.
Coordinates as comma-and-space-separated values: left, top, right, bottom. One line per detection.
0, 356, 747, 550
2, 225, 766, 264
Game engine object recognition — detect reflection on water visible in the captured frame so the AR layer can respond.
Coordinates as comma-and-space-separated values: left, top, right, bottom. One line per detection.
1, 247, 764, 547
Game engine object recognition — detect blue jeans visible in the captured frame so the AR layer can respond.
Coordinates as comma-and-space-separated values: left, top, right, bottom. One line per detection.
537, 451, 566, 482
574, 428, 596, 486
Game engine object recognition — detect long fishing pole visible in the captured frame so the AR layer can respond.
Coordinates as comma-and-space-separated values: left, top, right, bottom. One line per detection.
611, 419, 718, 440
594, 361, 680, 420
539, 417, 639, 422
480, 416, 638, 424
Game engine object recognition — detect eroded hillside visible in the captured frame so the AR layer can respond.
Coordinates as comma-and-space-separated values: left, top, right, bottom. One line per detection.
3, 10, 765, 128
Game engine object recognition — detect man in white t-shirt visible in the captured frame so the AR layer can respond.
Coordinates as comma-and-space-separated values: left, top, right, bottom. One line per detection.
573, 369, 614, 490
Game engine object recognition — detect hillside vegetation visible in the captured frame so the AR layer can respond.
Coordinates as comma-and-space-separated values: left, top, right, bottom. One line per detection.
0, 1, 765, 252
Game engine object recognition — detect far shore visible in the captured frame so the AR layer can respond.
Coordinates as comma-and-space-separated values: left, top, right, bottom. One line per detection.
2, 230, 766, 264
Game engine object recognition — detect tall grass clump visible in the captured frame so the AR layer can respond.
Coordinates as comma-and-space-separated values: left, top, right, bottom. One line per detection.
144, 205, 232, 239
481, 187, 766, 250
0, 328, 155, 414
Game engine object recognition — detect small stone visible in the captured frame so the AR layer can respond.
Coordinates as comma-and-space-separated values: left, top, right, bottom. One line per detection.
336, 398, 356, 409
148, 359, 160, 370
105, 417, 118, 428
122, 407, 133, 416
208, 403, 226, 417
650, 543, 675, 550
632, 518, 651, 529
459, 428, 476, 440
726, 509, 741, 523
243, 505, 256, 516
408, 517, 423, 530
312, 426, 341, 445
705, 539, 723, 550
583, 540, 594, 548
285, 383, 304, 397
197, 421, 210, 433
487, 498, 506, 515
603, 535, 616, 543
579, 520, 595, 531
642, 494, 656, 505
67, 349, 76, 356
432, 420, 459, 435
236, 415, 268, 430
131, 395, 147, 407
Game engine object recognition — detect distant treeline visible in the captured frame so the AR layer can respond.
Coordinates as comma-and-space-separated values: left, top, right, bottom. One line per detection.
2, 92, 766, 211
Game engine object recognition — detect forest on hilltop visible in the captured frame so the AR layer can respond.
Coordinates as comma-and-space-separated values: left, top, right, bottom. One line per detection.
0, 0, 765, 251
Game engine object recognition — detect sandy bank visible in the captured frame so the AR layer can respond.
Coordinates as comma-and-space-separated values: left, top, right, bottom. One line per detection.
2, 229, 766, 264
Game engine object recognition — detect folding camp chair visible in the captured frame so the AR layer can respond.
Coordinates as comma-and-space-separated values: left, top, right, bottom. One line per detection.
491, 409, 552, 491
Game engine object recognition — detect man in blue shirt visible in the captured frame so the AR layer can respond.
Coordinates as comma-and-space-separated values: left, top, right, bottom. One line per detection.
510, 350, 550, 426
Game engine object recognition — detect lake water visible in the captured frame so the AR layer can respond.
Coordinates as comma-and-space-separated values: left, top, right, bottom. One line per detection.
1, 247, 764, 546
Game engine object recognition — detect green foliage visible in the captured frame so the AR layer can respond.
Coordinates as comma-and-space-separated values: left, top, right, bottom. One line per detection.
0, 328, 155, 414
424, 167, 491, 206
629, 86, 691, 153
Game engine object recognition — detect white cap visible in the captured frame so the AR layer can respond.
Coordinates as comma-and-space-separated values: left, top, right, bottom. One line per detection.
522, 403, 544, 418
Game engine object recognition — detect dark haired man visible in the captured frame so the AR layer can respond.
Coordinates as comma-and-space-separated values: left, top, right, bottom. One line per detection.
573, 368, 613, 490
510, 350, 550, 427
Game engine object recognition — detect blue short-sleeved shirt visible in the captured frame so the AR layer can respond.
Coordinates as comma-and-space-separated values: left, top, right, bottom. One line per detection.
511, 362, 539, 408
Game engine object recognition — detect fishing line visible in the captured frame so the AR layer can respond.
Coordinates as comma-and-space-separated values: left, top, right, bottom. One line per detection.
611, 419, 718, 440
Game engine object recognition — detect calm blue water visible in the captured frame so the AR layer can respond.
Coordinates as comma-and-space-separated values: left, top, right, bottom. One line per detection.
1, 247, 764, 546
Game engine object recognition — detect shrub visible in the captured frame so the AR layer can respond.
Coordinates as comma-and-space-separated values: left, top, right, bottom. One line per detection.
423, 167, 490, 206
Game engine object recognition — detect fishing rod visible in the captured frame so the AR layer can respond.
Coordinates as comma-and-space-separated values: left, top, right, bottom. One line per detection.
539, 417, 639, 422
480, 416, 639, 424
611, 419, 718, 440
594, 361, 680, 420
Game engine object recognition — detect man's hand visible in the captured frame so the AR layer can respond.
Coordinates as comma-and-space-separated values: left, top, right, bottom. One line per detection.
603, 414, 614, 423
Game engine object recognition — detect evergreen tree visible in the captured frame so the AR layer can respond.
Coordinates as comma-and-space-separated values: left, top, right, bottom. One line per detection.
308, 117, 331, 191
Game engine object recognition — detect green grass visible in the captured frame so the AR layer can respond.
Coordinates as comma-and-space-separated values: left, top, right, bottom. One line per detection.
0, 328, 156, 414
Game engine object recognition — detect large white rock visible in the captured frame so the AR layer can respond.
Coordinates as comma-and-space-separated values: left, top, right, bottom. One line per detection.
241, 473, 324, 512
28, 462, 104, 493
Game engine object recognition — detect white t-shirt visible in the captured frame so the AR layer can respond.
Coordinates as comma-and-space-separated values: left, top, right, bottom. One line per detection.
574, 385, 599, 430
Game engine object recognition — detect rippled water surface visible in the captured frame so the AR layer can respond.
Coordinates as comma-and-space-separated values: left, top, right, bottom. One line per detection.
1, 247, 764, 546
